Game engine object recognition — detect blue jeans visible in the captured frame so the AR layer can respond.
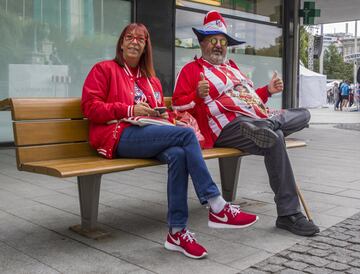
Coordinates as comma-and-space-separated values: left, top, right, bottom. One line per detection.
116, 125, 220, 229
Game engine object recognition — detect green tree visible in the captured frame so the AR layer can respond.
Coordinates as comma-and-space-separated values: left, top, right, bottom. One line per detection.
299, 27, 320, 72
323, 44, 353, 81
299, 26, 309, 67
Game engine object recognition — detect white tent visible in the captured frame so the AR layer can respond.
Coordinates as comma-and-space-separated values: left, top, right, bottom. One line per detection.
299, 65, 327, 108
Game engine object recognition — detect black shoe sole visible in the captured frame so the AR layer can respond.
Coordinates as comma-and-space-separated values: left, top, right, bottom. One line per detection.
239, 122, 278, 148
276, 221, 320, 237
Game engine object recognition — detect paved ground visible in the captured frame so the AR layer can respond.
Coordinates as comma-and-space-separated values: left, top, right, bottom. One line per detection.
244, 213, 360, 274
0, 107, 359, 273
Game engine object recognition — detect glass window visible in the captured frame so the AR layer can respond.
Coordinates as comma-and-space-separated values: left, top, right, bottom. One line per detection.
175, 8, 283, 109
176, 0, 282, 24
0, 0, 131, 142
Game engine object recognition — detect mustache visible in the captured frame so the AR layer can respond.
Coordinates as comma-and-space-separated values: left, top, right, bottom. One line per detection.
212, 48, 223, 54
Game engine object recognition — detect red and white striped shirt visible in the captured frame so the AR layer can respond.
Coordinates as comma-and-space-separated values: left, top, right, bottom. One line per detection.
172, 57, 270, 148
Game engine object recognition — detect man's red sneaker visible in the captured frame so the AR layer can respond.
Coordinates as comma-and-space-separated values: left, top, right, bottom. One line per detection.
164, 229, 207, 259
208, 203, 258, 228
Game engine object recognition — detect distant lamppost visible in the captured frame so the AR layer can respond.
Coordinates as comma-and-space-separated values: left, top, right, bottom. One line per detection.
354, 21, 358, 86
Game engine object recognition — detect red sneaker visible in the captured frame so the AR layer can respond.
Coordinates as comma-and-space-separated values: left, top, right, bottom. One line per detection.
164, 229, 207, 259
208, 203, 258, 228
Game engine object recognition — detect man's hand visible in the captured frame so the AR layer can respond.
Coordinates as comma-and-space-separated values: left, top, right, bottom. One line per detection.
268, 72, 283, 94
197, 72, 210, 98
134, 102, 158, 117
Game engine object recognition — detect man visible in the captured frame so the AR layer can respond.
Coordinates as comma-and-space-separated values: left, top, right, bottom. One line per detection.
172, 10, 319, 236
333, 82, 340, 110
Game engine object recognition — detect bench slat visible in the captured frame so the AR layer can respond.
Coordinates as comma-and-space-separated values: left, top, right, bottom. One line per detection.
0, 98, 11, 111
18, 140, 306, 178
16, 142, 96, 167
201, 147, 247, 158
10, 98, 83, 120
20, 157, 161, 177
14, 120, 88, 146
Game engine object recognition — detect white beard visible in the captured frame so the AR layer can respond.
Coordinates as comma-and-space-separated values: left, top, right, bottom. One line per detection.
208, 52, 227, 65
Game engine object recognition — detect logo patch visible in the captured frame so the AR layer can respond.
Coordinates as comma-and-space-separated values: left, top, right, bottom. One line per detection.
134, 84, 147, 104
154, 91, 162, 103
169, 234, 181, 245
210, 212, 228, 223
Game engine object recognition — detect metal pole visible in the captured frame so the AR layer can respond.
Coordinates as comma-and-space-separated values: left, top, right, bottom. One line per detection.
282, 0, 300, 109
354, 21, 358, 85
319, 24, 324, 74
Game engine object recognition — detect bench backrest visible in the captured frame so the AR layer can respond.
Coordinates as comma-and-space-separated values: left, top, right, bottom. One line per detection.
9, 98, 95, 169
9, 97, 173, 169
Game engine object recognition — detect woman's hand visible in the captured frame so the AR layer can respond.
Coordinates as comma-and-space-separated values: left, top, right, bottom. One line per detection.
134, 102, 158, 117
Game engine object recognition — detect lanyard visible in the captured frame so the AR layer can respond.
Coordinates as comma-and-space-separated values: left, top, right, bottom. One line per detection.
123, 63, 158, 107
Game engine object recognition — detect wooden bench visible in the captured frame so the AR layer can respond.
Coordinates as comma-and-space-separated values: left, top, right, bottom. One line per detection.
0, 97, 306, 239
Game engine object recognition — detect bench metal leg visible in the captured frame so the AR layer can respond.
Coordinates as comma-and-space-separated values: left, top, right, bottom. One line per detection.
69, 174, 109, 239
219, 156, 242, 202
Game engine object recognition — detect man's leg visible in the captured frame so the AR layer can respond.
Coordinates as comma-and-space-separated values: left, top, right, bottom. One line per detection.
264, 129, 300, 216
215, 116, 300, 216
215, 116, 319, 236
270, 108, 310, 137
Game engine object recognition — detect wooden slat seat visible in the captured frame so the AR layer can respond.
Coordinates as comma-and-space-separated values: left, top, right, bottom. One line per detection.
19, 142, 304, 178
0, 97, 307, 239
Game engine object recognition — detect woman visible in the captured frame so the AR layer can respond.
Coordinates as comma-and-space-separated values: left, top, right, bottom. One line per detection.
82, 23, 258, 259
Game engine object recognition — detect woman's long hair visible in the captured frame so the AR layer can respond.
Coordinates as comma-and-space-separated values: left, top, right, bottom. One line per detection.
114, 23, 156, 77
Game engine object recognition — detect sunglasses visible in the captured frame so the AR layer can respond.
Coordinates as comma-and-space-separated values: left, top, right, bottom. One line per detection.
207, 37, 228, 46
124, 34, 147, 45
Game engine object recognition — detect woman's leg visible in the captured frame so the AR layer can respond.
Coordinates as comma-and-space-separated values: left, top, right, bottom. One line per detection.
116, 125, 220, 228
156, 146, 189, 229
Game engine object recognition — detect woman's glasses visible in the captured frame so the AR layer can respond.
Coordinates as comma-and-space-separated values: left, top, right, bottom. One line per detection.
207, 37, 228, 47
124, 34, 147, 45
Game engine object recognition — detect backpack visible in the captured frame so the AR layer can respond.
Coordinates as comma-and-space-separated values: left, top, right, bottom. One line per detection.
338, 82, 343, 94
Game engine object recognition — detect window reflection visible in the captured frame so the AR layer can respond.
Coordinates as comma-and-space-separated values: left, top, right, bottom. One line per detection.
0, 0, 131, 142
175, 8, 283, 109
177, 0, 282, 24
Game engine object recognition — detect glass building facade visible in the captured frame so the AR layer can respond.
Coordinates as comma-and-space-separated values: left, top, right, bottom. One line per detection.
0, 0, 131, 142
175, 0, 283, 109
0, 0, 290, 143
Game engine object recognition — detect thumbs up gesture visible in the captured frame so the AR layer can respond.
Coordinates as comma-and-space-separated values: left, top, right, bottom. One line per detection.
268, 71, 283, 94
197, 72, 210, 98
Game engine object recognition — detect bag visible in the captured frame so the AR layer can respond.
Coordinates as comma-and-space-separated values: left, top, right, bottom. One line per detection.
173, 110, 205, 147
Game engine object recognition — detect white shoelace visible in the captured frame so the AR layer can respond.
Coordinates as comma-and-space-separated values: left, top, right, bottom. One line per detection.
225, 204, 241, 217
181, 230, 196, 243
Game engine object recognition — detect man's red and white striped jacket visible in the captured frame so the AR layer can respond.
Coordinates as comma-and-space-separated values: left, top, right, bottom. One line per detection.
172, 57, 271, 148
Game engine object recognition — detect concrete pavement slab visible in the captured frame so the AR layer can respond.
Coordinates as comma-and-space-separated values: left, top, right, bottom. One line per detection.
0, 241, 59, 274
